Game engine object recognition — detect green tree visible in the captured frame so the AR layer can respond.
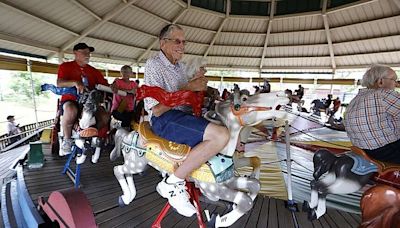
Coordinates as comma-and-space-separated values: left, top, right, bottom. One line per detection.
10, 72, 49, 101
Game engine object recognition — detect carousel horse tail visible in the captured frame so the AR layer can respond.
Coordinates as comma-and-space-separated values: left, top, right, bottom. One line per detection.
360, 184, 400, 228
110, 128, 129, 161
313, 149, 336, 180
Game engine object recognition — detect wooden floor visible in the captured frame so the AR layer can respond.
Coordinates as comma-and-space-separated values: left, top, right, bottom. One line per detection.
21, 144, 362, 228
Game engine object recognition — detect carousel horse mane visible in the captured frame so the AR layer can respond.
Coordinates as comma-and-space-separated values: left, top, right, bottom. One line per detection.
81, 90, 104, 114
79, 90, 104, 129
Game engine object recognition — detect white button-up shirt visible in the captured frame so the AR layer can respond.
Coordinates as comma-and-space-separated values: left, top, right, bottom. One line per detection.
144, 51, 190, 119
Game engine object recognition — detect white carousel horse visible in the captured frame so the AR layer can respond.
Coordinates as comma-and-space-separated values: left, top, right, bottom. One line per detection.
110, 91, 289, 227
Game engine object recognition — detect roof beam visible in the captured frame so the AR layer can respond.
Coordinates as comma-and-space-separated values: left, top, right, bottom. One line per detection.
135, 2, 190, 64
260, 0, 276, 69
229, 0, 377, 21
56, 0, 138, 54
0, 1, 78, 36
206, 49, 400, 60
68, 0, 102, 20
322, 0, 336, 71
0, 32, 59, 52
203, 0, 230, 57
393, 0, 400, 9
171, 0, 187, 8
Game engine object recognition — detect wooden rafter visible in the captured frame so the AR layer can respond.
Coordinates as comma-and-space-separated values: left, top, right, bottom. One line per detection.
260, 0, 276, 69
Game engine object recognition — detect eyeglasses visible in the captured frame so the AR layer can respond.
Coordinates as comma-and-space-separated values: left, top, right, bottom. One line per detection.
383, 77, 398, 82
163, 38, 186, 46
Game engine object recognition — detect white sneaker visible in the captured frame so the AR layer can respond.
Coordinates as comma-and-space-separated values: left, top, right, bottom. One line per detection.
156, 178, 196, 217
60, 139, 73, 156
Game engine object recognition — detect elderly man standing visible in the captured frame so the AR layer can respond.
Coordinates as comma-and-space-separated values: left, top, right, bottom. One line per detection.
144, 24, 229, 217
57, 43, 109, 156
344, 64, 400, 164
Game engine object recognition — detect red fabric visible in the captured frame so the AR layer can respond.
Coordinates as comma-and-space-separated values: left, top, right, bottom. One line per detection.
97, 126, 108, 139
136, 85, 204, 116
57, 61, 108, 102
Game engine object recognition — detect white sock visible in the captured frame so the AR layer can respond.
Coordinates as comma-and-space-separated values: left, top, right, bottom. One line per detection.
166, 174, 184, 184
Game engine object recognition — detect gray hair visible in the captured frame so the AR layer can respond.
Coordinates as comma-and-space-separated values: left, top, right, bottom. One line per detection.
361, 64, 394, 88
159, 24, 183, 40
185, 57, 207, 79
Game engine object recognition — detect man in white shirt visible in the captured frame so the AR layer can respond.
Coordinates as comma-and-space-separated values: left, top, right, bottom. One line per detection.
144, 24, 229, 217
6, 115, 21, 144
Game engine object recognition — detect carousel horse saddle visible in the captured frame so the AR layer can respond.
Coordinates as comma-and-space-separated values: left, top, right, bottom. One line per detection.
138, 121, 234, 183
138, 121, 190, 162
79, 127, 98, 138
351, 146, 400, 188
345, 152, 378, 175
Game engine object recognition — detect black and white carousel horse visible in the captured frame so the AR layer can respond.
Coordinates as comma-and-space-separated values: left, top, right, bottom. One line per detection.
302, 147, 400, 225
41, 84, 107, 164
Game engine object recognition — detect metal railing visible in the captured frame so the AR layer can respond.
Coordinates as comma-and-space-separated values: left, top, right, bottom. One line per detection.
0, 119, 54, 151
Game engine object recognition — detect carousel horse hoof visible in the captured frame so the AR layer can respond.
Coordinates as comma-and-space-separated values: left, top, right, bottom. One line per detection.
285, 200, 298, 212
118, 196, 127, 207
307, 208, 317, 221
76, 154, 87, 165
302, 200, 311, 213
206, 213, 217, 228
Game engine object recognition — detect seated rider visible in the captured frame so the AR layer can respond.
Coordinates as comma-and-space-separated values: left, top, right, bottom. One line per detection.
324, 94, 333, 110
144, 24, 229, 217
344, 64, 400, 164
110, 65, 138, 129
57, 43, 109, 156
294, 84, 304, 100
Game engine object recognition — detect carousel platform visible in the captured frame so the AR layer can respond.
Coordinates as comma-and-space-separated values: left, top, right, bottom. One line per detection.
1, 143, 362, 228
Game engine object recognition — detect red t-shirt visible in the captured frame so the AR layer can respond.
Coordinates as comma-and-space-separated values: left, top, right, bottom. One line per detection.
57, 61, 108, 102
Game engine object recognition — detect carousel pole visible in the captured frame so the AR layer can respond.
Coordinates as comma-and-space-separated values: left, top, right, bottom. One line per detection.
285, 120, 297, 211
27, 59, 39, 129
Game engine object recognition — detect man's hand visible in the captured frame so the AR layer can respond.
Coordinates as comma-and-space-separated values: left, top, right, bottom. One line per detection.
74, 81, 85, 94
184, 76, 208, 91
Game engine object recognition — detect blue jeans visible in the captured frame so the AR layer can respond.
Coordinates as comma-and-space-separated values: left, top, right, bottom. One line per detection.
151, 110, 209, 148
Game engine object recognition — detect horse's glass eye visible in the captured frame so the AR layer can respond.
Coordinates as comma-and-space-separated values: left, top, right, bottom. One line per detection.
241, 95, 248, 102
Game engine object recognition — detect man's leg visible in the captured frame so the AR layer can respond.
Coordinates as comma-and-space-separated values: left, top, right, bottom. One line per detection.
157, 121, 229, 217
174, 123, 229, 178
60, 101, 78, 155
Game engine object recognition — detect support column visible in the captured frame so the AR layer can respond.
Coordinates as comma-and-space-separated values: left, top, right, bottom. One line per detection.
58, 52, 64, 64
27, 60, 39, 129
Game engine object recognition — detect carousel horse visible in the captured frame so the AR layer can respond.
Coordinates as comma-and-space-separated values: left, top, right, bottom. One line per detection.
110, 86, 289, 227
302, 146, 400, 226
310, 99, 327, 116
41, 84, 108, 164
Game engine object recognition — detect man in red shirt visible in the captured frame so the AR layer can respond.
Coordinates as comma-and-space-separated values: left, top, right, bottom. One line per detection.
57, 43, 109, 155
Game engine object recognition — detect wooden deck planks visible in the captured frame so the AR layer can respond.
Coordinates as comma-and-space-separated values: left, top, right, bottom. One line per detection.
18, 145, 363, 228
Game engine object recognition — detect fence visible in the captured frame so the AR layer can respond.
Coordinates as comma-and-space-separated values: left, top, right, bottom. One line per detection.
0, 119, 54, 151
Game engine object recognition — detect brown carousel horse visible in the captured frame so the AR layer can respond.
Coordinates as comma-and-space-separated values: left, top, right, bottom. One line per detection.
303, 146, 400, 227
